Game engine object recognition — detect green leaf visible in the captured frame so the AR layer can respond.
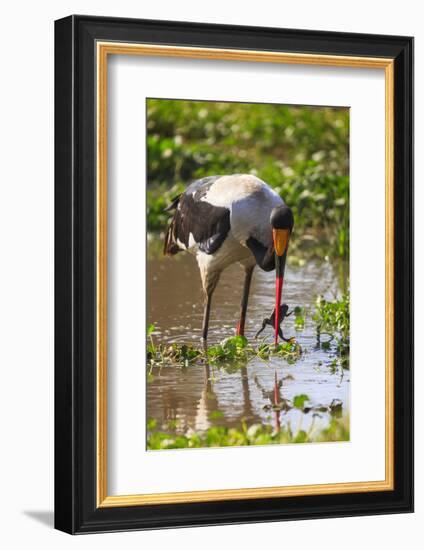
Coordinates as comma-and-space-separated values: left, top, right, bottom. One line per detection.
147, 418, 157, 431
232, 335, 248, 348
293, 394, 310, 409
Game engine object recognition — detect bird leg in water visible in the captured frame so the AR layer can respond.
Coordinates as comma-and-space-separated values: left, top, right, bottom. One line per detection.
200, 271, 220, 341
236, 265, 255, 337
202, 291, 213, 341
255, 304, 293, 341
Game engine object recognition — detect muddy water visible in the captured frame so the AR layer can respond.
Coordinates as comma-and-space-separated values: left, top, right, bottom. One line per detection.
147, 241, 350, 438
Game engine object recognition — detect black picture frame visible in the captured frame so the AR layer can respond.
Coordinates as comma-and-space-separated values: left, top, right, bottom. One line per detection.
55, 14, 414, 534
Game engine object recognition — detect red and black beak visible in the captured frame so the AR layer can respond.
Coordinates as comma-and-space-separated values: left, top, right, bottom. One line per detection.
272, 228, 291, 346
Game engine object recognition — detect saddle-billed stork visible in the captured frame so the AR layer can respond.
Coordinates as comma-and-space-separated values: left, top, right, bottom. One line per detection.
163, 174, 294, 344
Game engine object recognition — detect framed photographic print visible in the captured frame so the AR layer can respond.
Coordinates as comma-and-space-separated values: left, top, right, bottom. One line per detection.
54, 15, 414, 534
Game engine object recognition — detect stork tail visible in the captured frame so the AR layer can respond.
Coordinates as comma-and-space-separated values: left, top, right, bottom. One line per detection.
163, 194, 183, 256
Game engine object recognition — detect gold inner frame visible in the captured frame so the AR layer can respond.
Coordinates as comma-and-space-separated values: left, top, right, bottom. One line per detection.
96, 42, 395, 508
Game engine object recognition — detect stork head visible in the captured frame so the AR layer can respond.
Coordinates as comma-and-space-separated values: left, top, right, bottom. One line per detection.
270, 204, 294, 231
270, 205, 294, 346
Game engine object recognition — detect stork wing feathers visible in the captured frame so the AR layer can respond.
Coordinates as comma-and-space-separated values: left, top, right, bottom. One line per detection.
164, 178, 230, 256
163, 194, 181, 212
246, 236, 275, 271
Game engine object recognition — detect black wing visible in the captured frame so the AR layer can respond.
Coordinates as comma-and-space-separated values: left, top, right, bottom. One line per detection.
164, 177, 231, 256
246, 236, 275, 271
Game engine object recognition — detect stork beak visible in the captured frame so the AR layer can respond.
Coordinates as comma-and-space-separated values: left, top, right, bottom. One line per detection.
273, 229, 291, 346
273, 228, 290, 257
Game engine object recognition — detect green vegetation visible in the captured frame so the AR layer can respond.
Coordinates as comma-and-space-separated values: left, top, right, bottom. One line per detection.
147, 332, 302, 370
147, 99, 349, 259
147, 292, 349, 372
146, 294, 350, 448
207, 335, 302, 363
293, 306, 306, 330
262, 393, 343, 417
313, 293, 350, 369
147, 416, 349, 450
148, 341, 202, 369
206, 334, 250, 361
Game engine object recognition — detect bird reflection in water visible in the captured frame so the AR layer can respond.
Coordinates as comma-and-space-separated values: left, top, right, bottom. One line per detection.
148, 359, 267, 437
253, 370, 290, 433
194, 353, 260, 432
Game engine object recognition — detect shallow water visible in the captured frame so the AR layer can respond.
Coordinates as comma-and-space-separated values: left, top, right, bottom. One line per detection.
147, 239, 350, 439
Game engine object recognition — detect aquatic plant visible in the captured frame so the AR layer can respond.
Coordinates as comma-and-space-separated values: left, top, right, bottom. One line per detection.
256, 340, 302, 363
147, 325, 203, 368
147, 293, 350, 371
147, 415, 350, 449
148, 342, 202, 368
147, 333, 303, 370
313, 293, 350, 369
206, 335, 249, 361
293, 306, 306, 330
147, 323, 156, 354
262, 392, 343, 417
